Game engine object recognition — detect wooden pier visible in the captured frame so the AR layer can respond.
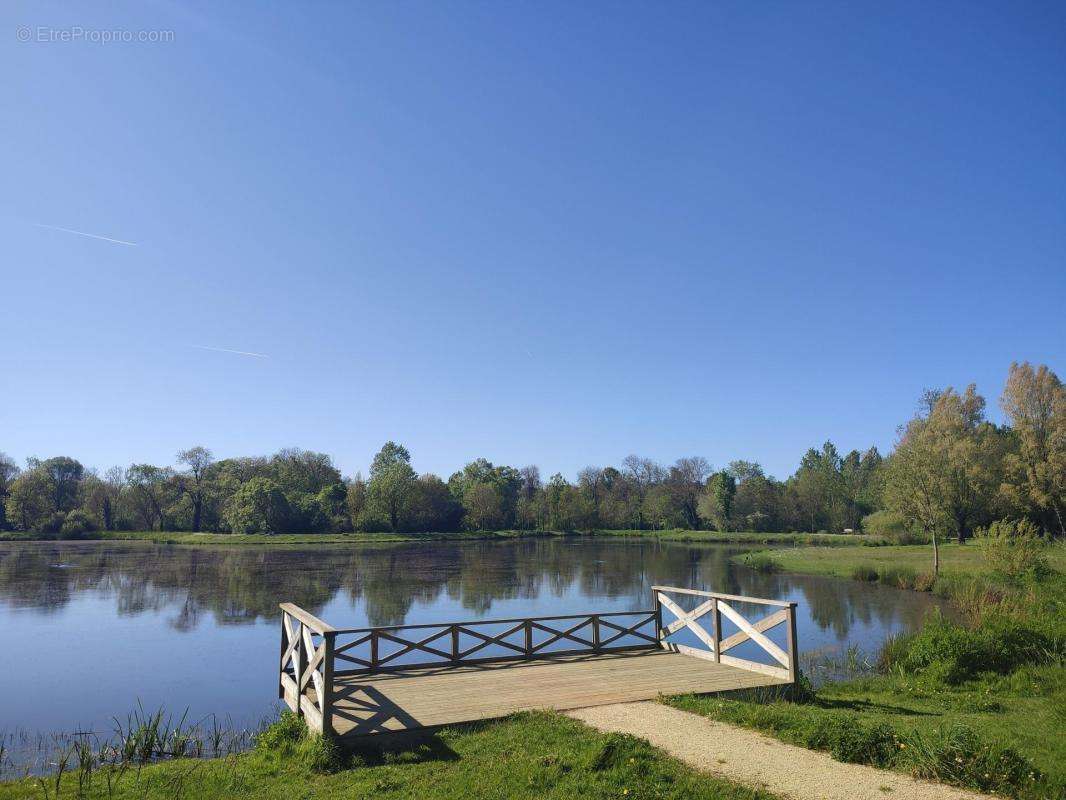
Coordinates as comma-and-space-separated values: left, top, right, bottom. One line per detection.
278, 586, 799, 738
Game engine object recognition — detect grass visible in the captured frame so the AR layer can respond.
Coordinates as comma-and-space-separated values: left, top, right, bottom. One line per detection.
0, 711, 780, 800
680, 540, 1066, 799
0, 528, 878, 547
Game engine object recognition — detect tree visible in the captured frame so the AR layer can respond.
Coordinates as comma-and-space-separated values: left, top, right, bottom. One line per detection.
225, 477, 292, 534
621, 455, 665, 529
366, 442, 416, 531
665, 456, 711, 529
463, 483, 505, 530
346, 474, 368, 529
449, 458, 523, 529
270, 448, 341, 495
125, 464, 172, 530
0, 452, 19, 530
80, 466, 124, 531
38, 456, 84, 513
1000, 362, 1066, 537
406, 474, 462, 532
5, 469, 51, 531
177, 446, 214, 532
886, 385, 1006, 573
698, 470, 736, 530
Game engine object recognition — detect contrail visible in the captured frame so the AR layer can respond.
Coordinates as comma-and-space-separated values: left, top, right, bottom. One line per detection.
191, 345, 269, 359
34, 223, 138, 247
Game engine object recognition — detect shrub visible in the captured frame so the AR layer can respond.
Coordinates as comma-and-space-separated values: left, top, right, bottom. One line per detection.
742, 552, 781, 573
898, 614, 1052, 684
876, 630, 916, 674
851, 565, 879, 582
806, 714, 895, 765
975, 519, 1050, 580
60, 510, 97, 539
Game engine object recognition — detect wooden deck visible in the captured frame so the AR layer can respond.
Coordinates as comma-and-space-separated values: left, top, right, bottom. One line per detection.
329, 649, 788, 737
278, 585, 799, 738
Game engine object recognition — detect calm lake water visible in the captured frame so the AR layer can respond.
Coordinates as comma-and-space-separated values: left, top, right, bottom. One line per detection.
0, 538, 945, 744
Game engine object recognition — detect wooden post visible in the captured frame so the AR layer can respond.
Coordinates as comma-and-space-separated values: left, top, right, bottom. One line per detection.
786, 603, 799, 683
321, 631, 335, 736
652, 590, 663, 645
524, 619, 533, 658
278, 612, 288, 699
451, 624, 460, 663
711, 598, 721, 662
592, 615, 601, 651
370, 629, 379, 670
293, 622, 306, 719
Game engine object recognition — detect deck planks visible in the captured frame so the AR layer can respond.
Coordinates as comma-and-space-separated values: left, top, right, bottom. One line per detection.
330, 649, 787, 737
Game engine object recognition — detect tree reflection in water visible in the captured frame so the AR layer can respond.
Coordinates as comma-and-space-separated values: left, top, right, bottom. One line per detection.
0, 539, 943, 644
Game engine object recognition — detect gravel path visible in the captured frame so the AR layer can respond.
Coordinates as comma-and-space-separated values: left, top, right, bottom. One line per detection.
566, 702, 998, 800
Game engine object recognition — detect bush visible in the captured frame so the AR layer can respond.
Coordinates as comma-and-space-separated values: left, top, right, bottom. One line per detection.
806, 714, 896, 765
975, 519, 1050, 580
897, 614, 1052, 684
862, 510, 927, 544
851, 565, 879, 582
60, 510, 97, 539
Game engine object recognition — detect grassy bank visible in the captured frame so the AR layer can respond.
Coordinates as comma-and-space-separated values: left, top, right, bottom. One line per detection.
0, 528, 872, 547
665, 541, 1066, 799
0, 711, 778, 800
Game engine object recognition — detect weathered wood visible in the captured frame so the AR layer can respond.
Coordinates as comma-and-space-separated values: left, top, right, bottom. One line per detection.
720, 654, 791, 681
321, 631, 335, 735
330, 650, 787, 737
279, 603, 336, 634
650, 586, 794, 608
786, 604, 799, 684
718, 608, 788, 654
657, 593, 717, 652
716, 601, 790, 668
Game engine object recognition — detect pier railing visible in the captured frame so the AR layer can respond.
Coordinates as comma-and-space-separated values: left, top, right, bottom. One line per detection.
279, 586, 798, 735
652, 586, 798, 683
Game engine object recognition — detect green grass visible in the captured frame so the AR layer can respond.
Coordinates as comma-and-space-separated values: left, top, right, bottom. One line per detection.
735, 540, 1066, 580
0, 712, 779, 800
688, 540, 1066, 799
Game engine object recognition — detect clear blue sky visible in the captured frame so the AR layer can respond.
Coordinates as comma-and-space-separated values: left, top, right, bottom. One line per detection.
3, 1, 1063, 481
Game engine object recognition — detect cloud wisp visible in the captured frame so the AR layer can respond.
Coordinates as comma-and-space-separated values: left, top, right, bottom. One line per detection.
34, 222, 138, 247
191, 345, 270, 359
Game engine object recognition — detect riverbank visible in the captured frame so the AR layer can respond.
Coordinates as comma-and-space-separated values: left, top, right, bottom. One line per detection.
667, 541, 1066, 799
0, 527, 874, 547
0, 711, 780, 800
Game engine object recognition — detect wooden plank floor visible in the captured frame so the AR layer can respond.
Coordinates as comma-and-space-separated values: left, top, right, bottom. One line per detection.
330, 649, 787, 737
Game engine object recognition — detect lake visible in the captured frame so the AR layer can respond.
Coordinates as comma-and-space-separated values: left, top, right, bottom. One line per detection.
0, 538, 945, 752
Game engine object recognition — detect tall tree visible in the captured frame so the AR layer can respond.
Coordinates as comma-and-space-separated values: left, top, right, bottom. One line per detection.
366, 442, 416, 532
177, 446, 215, 533
698, 470, 736, 531
38, 456, 84, 513
125, 464, 172, 531
1000, 362, 1066, 536
0, 452, 19, 530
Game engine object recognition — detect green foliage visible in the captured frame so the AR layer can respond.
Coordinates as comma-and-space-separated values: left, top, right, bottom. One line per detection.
975, 518, 1050, 579
806, 714, 896, 765
895, 614, 1053, 685
59, 509, 96, 538
224, 477, 292, 534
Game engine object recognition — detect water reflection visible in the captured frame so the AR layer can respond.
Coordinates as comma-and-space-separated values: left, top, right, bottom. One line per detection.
0, 539, 946, 740
0, 539, 939, 641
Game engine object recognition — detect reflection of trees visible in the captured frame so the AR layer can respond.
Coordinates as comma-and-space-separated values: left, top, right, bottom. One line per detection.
0, 540, 942, 642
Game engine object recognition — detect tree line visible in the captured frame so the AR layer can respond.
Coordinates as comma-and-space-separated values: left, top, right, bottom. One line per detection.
0, 362, 1062, 540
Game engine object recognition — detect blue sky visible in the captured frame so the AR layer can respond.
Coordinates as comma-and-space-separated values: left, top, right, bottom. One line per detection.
2, 1, 1063, 481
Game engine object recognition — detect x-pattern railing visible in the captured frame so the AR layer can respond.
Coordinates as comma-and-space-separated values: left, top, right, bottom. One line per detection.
329, 610, 659, 675
652, 586, 798, 682
279, 588, 797, 737
279, 603, 335, 735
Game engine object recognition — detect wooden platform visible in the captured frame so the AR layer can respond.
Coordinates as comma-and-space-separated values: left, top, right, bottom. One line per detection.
278, 586, 799, 738
328, 649, 788, 737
